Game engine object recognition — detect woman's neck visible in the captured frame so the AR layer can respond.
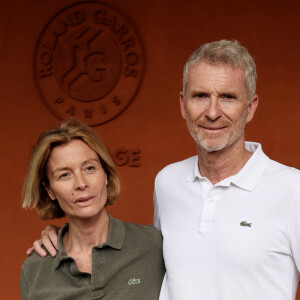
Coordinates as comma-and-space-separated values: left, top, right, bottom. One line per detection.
63, 208, 109, 257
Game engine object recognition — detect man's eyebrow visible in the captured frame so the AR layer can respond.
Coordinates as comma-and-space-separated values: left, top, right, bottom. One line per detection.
219, 92, 238, 98
191, 90, 209, 96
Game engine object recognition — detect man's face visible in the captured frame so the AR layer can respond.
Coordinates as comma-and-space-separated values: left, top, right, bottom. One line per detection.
180, 62, 258, 153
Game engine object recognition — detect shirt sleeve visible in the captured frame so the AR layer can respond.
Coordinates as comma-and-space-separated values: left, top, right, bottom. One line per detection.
153, 181, 161, 230
289, 187, 300, 275
20, 266, 29, 300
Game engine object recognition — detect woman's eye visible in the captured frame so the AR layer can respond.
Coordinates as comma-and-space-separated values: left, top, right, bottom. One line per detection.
86, 165, 95, 171
58, 173, 69, 179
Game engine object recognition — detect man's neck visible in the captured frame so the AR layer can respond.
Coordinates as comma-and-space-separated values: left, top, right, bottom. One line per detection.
197, 139, 252, 185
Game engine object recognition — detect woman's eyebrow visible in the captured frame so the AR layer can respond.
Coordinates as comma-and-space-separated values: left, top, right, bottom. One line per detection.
82, 158, 100, 165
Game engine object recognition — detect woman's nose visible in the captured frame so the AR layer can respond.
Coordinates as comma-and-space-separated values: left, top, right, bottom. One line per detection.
74, 174, 88, 190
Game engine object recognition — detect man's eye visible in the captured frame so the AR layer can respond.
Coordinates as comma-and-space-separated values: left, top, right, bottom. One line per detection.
195, 93, 207, 98
221, 94, 235, 99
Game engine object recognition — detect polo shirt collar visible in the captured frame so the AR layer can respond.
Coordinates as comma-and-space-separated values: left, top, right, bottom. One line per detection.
231, 142, 269, 191
53, 213, 125, 269
53, 224, 70, 269
186, 142, 269, 191
96, 214, 125, 250
186, 156, 201, 183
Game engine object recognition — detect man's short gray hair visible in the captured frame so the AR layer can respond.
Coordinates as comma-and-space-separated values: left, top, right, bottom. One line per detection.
182, 40, 257, 100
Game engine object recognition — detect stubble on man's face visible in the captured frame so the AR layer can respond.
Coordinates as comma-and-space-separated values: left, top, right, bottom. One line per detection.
182, 62, 251, 153
185, 105, 248, 152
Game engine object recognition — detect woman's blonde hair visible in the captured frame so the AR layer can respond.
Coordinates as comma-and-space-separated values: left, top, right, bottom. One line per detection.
22, 119, 120, 220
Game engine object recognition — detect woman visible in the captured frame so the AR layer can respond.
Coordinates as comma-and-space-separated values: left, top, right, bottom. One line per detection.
21, 119, 165, 299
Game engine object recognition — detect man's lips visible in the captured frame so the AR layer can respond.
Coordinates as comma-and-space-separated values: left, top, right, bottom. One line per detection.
200, 125, 227, 131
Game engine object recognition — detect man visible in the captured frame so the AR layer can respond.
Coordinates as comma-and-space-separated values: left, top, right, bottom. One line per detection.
154, 40, 300, 299
29, 40, 300, 299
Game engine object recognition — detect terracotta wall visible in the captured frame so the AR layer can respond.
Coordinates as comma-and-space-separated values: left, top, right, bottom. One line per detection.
1, 0, 299, 298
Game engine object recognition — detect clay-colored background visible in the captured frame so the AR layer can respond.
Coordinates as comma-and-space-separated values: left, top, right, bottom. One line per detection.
1, 0, 299, 298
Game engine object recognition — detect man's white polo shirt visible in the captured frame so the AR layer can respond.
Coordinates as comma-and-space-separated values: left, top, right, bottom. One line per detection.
154, 142, 300, 300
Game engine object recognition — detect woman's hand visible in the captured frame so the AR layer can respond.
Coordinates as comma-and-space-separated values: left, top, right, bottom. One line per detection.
26, 225, 59, 257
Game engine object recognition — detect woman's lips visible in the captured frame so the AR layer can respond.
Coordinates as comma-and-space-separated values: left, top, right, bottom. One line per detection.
75, 196, 94, 207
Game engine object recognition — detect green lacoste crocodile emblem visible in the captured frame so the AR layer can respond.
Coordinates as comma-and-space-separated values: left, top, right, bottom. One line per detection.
240, 221, 252, 227
128, 278, 140, 285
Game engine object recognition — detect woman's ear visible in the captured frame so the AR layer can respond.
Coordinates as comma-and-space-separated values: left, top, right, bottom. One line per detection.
42, 182, 56, 201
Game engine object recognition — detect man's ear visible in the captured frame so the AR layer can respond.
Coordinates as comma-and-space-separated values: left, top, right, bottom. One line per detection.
42, 182, 56, 201
246, 94, 259, 123
180, 91, 187, 120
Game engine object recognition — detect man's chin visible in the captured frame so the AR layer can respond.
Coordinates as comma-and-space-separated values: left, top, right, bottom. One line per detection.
201, 145, 226, 153
195, 139, 227, 153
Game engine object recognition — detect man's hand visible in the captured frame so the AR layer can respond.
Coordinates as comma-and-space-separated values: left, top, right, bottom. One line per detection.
26, 225, 59, 257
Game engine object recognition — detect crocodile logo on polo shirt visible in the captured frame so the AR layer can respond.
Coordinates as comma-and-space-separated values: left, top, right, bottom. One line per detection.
128, 278, 140, 285
240, 221, 252, 227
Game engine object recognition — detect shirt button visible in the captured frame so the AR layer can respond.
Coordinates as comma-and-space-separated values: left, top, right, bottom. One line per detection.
206, 197, 213, 203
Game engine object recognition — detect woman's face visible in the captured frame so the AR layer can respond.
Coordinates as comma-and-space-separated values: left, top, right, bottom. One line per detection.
45, 139, 108, 221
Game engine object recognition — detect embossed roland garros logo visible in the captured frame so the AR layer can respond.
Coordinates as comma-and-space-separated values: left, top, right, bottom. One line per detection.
34, 1, 144, 126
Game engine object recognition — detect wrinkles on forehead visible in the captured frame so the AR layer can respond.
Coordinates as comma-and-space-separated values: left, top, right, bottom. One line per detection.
185, 63, 247, 98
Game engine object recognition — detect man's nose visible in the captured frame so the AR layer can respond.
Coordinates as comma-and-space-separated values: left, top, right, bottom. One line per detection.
205, 98, 222, 121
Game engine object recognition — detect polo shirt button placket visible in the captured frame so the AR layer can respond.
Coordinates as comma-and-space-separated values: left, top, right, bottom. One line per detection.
91, 249, 105, 299
206, 197, 213, 203
198, 189, 218, 233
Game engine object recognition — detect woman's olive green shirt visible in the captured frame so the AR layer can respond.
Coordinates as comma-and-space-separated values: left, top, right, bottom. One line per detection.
20, 215, 165, 299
